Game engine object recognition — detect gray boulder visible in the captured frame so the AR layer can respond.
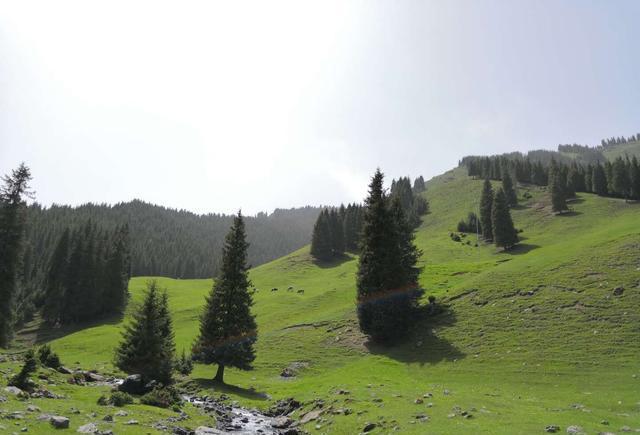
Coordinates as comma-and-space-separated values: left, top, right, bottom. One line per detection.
50, 416, 70, 429
77, 423, 99, 433
118, 374, 145, 394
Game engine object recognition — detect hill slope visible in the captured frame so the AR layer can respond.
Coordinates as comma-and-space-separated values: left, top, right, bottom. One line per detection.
3, 167, 639, 434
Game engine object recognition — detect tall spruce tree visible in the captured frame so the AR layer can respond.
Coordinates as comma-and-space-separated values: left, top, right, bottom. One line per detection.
192, 212, 256, 383
549, 162, 569, 214
491, 188, 519, 250
0, 163, 32, 347
310, 209, 333, 261
630, 156, 640, 200
479, 179, 494, 241
103, 224, 131, 314
611, 157, 630, 199
114, 280, 175, 384
592, 163, 608, 195
328, 208, 345, 255
501, 171, 518, 207
356, 169, 422, 343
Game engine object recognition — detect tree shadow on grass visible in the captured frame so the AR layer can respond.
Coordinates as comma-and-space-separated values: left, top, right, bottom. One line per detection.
16, 312, 126, 347
567, 197, 585, 205
556, 210, 581, 217
365, 305, 465, 365
192, 378, 270, 401
313, 253, 355, 269
502, 243, 540, 256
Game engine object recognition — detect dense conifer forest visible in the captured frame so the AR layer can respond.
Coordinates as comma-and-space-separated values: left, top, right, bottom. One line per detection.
19, 200, 322, 285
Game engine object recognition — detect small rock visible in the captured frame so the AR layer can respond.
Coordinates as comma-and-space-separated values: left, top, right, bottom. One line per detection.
545, 425, 560, 433
613, 286, 624, 296
414, 398, 423, 404
102, 415, 113, 422
362, 422, 376, 432
26, 405, 40, 413
125, 420, 138, 425
566, 426, 584, 434
195, 427, 224, 435
50, 416, 70, 429
620, 426, 632, 432
4, 386, 23, 396
77, 423, 98, 433
114, 410, 128, 417
271, 416, 293, 428
57, 367, 73, 375
443, 389, 450, 395
601, 420, 609, 425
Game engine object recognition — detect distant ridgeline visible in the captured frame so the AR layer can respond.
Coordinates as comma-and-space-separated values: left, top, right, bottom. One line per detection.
460, 132, 640, 201
310, 176, 428, 261
21, 200, 322, 287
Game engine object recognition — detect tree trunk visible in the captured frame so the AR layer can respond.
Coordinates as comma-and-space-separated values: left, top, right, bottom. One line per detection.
214, 364, 225, 383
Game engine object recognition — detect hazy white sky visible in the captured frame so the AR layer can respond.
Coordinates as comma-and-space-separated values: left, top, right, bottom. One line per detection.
1, 0, 639, 214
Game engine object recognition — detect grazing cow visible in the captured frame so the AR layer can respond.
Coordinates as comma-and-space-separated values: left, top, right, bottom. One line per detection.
271, 287, 278, 292
297, 289, 304, 294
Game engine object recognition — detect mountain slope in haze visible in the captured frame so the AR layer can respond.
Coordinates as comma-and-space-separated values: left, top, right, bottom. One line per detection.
5, 163, 639, 434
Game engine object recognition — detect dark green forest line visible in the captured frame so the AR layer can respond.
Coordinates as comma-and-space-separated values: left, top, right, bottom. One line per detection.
22, 200, 322, 282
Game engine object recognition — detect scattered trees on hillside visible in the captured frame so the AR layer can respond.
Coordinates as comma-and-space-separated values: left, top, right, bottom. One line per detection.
473, 179, 519, 250
0, 163, 32, 348
310, 175, 428, 262
41, 221, 131, 325
390, 176, 429, 228
310, 204, 365, 261
463, 153, 640, 202
192, 212, 256, 384
114, 280, 175, 384
356, 169, 423, 343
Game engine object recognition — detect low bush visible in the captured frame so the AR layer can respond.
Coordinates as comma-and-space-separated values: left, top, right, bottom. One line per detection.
9, 349, 38, 390
140, 386, 182, 409
37, 344, 61, 369
97, 391, 134, 407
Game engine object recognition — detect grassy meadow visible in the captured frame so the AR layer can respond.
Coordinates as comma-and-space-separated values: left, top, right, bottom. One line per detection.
2, 166, 639, 434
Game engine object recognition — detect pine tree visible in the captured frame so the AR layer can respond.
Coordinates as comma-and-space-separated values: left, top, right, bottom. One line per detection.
192, 212, 256, 383
592, 163, 608, 195
0, 163, 32, 347
549, 162, 568, 214
501, 171, 518, 207
356, 169, 422, 343
328, 208, 345, 255
491, 189, 519, 250
630, 156, 640, 200
115, 280, 175, 384
611, 157, 630, 199
479, 179, 494, 241
103, 225, 131, 314
310, 209, 333, 261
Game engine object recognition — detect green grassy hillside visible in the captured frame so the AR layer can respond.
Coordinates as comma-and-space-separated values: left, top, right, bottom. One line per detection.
2, 167, 639, 434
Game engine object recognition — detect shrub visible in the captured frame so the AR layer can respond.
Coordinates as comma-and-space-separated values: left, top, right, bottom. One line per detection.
97, 391, 134, 407
9, 349, 38, 389
457, 212, 481, 234
140, 386, 181, 409
174, 350, 193, 376
37, 344, 61, 369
